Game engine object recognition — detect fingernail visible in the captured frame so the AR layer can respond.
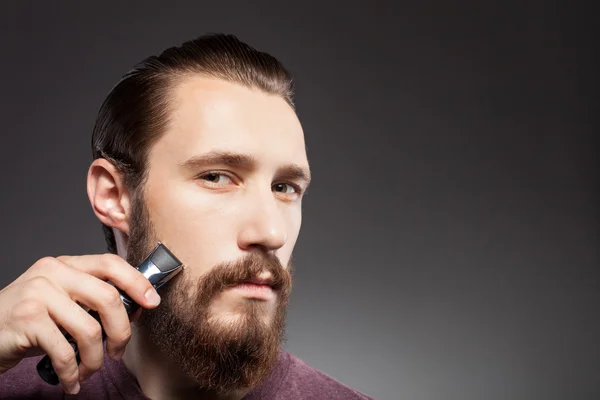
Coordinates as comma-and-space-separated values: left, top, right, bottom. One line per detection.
71, 381, 80, 394
144, 288, 161, 306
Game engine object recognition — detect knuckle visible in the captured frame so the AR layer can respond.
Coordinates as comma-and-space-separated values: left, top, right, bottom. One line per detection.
100, 285, 123, 308
61, 367, 80, 387
30, 275, 52, 287
113, 325, 132, 345
55, 255, 71, 264
32, 256, 61, 273
133, 273, 151, 290
12, 299, 46, 321
99, 253, 125, 278
35, 256, 57, 266
83, 321, 103, 342
54, 347, 77, 371
22, 276, 53, 299
100, 253, 121, 269
83, 355, 104, 373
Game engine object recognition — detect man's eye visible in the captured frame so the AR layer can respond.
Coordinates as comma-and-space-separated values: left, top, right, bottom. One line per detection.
199, 172, 232, 185
272, 183, 298, 194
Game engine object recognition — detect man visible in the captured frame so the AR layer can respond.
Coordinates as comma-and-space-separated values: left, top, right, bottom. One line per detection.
0, 34, 372, 399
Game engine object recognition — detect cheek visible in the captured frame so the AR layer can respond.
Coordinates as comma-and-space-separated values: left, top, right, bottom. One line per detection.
145, 182, 243, 275
279, 204, 302, 265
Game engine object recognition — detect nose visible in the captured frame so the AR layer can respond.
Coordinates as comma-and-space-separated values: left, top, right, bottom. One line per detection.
237, 193, 288, 253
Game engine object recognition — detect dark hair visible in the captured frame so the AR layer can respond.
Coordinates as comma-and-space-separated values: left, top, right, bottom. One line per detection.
91, 33, 295, 254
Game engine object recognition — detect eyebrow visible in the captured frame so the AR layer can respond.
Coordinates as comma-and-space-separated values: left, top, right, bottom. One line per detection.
179, 150, 312, 187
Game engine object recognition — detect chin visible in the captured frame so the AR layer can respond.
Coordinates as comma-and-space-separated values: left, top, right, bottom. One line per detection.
207, 302, 275, 330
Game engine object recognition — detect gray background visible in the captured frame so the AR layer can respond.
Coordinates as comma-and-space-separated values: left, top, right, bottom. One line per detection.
0, 2, 597, 399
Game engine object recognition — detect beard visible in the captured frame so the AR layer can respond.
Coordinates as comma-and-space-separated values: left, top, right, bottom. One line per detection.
125, 190, 293, 393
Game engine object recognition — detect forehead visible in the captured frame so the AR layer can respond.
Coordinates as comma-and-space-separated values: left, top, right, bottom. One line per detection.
150, 75, 307, 168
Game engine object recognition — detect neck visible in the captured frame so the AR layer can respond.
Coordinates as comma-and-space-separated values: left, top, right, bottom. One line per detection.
121, 324, 249, 400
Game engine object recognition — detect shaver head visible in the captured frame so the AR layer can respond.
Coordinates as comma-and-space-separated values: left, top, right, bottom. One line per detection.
150, 243, 182, 271
137, 242, 184, 290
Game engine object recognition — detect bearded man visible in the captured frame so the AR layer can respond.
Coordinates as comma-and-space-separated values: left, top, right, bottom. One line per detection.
0, 33, 372, 400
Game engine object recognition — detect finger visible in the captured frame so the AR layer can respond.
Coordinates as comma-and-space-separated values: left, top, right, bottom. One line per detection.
16, 300, 82, 394
22, 277, 105, 384
57, 253, 161, 309
30, 263, 133, 361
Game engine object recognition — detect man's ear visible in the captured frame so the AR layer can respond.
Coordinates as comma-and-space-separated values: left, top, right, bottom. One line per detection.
87, 158, 132, 235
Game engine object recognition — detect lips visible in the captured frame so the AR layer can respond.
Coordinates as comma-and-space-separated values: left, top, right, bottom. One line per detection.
230, 276, 276, 300
244, 277, 273, 287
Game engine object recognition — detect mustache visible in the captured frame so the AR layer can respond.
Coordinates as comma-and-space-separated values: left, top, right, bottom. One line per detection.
195, 252, 293, 300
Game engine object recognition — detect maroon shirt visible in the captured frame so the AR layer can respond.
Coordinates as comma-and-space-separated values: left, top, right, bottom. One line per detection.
0, 351, 373, 399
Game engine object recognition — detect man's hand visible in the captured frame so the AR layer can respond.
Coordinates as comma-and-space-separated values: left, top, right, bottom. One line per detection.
0, 254, 161, 394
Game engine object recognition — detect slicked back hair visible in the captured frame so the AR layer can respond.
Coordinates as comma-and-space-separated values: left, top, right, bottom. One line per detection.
91, 33, 295, 254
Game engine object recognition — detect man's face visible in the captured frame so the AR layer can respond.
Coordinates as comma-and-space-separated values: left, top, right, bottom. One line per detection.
143, 75, 308, 315
127, 76, 310, 391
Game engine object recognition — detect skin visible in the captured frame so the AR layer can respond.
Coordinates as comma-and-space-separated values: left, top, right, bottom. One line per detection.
87, 76, 311, 399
